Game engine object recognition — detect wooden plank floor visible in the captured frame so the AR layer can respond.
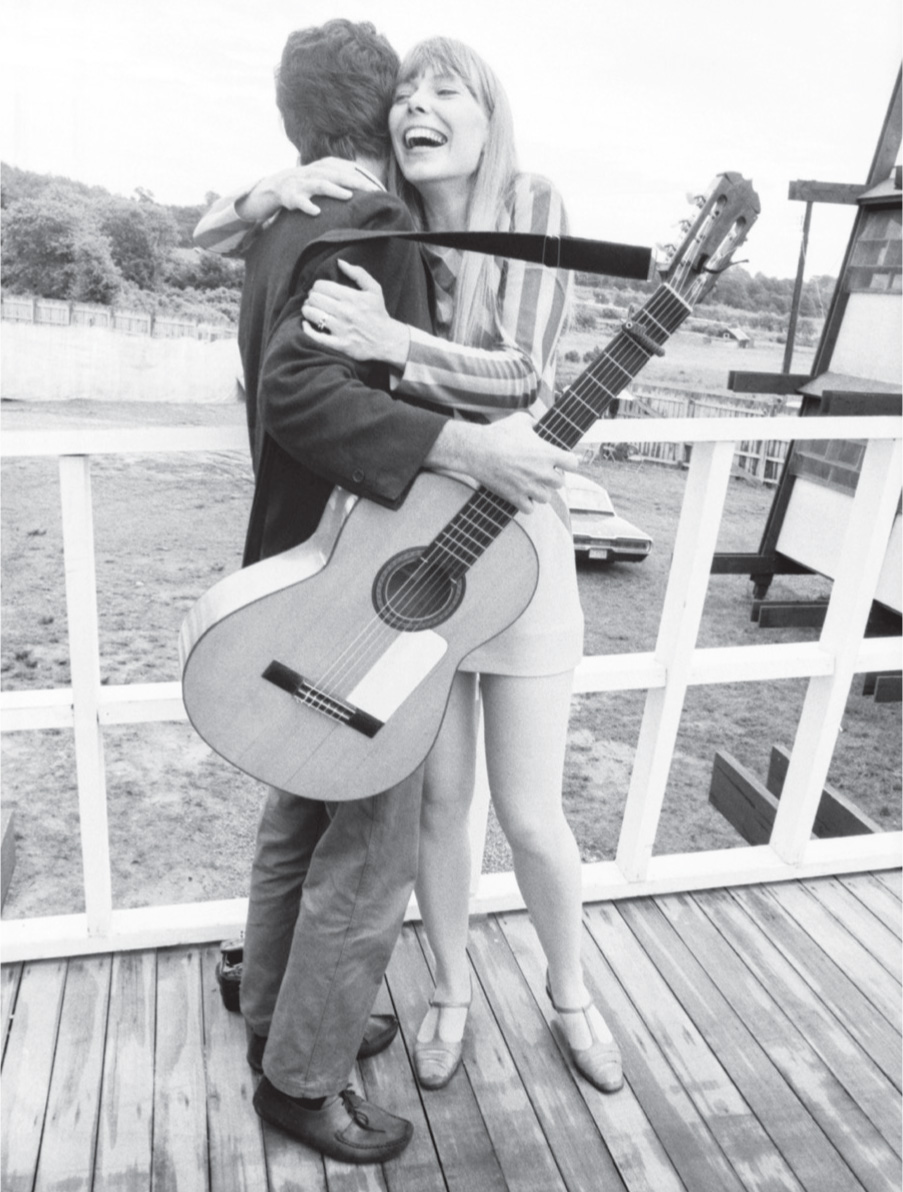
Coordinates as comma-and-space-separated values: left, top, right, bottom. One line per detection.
2, 872, 901, 1192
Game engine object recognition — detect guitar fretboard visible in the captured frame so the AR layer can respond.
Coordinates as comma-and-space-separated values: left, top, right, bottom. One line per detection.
424, 283, 692, 579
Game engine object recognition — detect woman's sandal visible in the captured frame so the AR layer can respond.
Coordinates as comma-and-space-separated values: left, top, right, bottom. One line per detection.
546, 975, 623, 1093
413, 990, 472, 1090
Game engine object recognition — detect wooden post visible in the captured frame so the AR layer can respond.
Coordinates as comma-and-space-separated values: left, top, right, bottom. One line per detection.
772, 437, 903, 863
782, 201, 813, 375
616, 440, 735, 881
1, 809, 16, 907
59, 455, 113, 938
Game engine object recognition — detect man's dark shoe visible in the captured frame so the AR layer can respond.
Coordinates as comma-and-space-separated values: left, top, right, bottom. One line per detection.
357, 1014, 399, 1059
253, 1077, 413, 1164
247, 1014, 398, 1073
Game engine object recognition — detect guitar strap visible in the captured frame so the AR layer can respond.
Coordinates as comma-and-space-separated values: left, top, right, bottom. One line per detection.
290, 225, 653, 283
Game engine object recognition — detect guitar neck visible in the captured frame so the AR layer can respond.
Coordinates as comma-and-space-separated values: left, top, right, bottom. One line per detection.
537, 282, 692, 451
426, 282, 693, 578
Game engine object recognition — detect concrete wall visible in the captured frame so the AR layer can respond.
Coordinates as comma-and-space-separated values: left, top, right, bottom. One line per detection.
1, 321, 242, 404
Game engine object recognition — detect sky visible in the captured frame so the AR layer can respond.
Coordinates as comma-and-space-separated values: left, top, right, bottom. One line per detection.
1, 0, 900, 280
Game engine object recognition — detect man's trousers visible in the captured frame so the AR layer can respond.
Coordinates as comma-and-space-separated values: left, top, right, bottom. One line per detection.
240, 770, 422, 1096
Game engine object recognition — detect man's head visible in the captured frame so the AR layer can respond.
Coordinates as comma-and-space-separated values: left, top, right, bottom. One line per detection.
276, 20, 398, 165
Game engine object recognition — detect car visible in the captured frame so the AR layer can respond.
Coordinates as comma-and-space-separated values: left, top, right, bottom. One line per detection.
563, 472, 653, 563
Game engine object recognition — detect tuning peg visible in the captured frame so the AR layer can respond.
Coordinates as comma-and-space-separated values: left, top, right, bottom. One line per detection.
651, 244, 674, 275
686, 192, 706, 209
678, 219, 693, 233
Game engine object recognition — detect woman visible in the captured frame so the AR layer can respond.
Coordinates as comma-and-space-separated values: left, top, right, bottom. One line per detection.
198, 37, 622, 1094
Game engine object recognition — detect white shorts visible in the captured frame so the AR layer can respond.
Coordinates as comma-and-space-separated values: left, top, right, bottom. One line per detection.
459, 492, 584, 676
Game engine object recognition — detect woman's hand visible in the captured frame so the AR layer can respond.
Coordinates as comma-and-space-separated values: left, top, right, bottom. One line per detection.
236, 159, 377, 221
301, 260, 411, 367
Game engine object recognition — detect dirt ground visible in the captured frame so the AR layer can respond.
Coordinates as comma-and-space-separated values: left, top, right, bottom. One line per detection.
2, 341, 900, 919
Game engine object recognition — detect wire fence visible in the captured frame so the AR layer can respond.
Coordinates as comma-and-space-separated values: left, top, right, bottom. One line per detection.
610, 385, 790, 484
1, 294, 235, 341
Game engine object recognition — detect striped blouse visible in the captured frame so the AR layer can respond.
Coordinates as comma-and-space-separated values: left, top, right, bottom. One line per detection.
193, 172, 572, 421
401, 174, 572, 420
194, 193, 268, 255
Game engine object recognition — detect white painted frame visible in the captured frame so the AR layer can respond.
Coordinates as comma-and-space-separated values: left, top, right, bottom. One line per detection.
1, 416, 901, 962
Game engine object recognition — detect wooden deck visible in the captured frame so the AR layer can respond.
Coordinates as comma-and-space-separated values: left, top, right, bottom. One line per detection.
2, 871, 901, 1192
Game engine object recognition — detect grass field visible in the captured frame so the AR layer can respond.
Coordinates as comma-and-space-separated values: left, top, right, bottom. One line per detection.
1, 326, 898, 918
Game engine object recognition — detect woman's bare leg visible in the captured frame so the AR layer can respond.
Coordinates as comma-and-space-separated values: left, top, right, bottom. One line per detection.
415, 671, 479, 1041
481, 670, 613, 1049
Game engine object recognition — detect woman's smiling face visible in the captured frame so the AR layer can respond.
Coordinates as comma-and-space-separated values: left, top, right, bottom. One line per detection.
389, 68, 490, 189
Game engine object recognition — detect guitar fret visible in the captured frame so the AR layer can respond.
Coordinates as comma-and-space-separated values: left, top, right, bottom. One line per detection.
603, 354, 636, 379
642, 287, 690, 335
437, 541, 478, 566
438, 527, 482, 555
553, 389, 600, 421
444, 534, 485, 558
429, 492, 517, 573
538, 409, 586, 445
635, 310, 669, 338
549, 393, 603, 434
590, 359, 630, 391
661, 283, 693, 314
464, 505, 507, 536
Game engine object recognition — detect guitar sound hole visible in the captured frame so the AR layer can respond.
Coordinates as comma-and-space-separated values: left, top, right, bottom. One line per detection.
373, 548, 465, 631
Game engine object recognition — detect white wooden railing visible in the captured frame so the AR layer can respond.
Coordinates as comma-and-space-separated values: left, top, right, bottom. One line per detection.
1, 415, 901, 962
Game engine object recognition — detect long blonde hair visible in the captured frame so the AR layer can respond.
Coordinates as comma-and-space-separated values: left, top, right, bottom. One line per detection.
388, 37, 518, 347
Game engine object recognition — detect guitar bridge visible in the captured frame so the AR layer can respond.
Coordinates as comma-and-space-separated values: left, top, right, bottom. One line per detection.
262, 660, 383, 738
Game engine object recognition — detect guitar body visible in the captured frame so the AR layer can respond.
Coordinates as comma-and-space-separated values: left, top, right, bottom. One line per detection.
180, 471, 538, 800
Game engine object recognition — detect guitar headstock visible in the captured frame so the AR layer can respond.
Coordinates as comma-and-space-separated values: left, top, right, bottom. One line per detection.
657, 172, 760, 305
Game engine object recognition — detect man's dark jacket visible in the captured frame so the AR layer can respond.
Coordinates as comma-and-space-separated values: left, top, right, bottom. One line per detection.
238, 190, 446, 565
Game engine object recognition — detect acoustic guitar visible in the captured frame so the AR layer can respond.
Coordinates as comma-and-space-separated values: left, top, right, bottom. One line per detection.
180, 172, 760, 800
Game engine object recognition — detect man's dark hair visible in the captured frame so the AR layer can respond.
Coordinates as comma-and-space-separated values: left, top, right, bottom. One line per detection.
276, 20, 399, 163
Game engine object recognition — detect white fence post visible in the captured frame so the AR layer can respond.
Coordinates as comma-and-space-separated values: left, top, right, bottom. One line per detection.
616, 439, 736, 881
59, 455, 113, 936
771, 437, 903, 863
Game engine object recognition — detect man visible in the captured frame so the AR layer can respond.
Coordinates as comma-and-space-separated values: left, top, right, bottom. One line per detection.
222, 20, 574, 1165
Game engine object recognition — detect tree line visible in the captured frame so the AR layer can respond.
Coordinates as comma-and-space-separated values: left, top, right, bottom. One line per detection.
1, 164, 242, 324
576, 264, 835, 322
1, 164, 834, 328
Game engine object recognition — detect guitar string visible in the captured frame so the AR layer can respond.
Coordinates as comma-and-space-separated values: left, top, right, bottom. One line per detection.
264, 200, 748, 723
296, 284, 698, 714
301, 293, 680, 702
306, 198, 748, 713
305, 284, 697, 708
280, 216, 725, 720
299, 285, 696, 712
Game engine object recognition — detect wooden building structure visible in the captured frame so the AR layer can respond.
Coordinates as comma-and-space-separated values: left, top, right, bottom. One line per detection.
716, 68, 902, 666
709, 68, 902, 848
